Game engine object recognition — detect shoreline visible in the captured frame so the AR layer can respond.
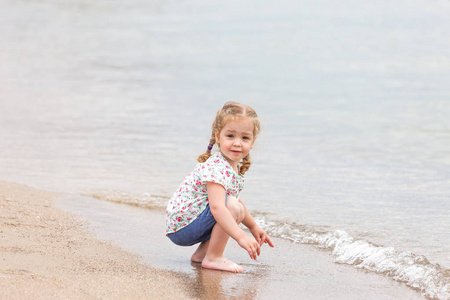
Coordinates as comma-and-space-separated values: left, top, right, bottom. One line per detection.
1, 181, 427, 299
57, 192, 426, 300
0, 181, 191, 299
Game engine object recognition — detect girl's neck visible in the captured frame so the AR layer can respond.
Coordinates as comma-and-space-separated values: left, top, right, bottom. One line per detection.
219, 151, 240, 174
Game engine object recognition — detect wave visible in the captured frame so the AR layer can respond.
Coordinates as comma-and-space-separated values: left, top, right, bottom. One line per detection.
89, 191, 449, 299
85, 190, 169, 210
255, 217, 449, 300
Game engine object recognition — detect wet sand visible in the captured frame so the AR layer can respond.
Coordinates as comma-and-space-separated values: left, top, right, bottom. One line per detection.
0, 181, 191, 299
0, 180, 427, 299
0, 182, 423, 299
57, 193, 426, 299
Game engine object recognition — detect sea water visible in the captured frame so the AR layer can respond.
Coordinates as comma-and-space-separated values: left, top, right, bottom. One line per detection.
1, 0, 449, 298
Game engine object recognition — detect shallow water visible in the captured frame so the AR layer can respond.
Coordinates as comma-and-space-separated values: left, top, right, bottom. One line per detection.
56, 194, 425, 300
1, 0, 449, 298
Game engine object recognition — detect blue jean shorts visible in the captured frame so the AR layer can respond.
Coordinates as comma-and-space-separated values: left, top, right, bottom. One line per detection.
167, 195, 228, 246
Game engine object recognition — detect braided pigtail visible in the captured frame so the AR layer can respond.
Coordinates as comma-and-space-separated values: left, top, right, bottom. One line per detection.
239, 154, 252, 175
197, 134, 216, 163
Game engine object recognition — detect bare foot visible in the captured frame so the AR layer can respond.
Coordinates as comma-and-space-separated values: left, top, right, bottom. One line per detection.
201, 257, 245, 273
191, 241, 209, 263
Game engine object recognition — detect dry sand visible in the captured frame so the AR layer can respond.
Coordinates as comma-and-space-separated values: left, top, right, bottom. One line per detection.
0, 181, 191, 299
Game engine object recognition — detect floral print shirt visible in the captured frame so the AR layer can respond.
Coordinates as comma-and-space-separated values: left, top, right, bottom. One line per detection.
166, 151, 244, 234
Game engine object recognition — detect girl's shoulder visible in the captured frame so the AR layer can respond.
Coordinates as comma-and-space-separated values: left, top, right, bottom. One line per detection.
194, 152, 244, 193
202, 151, 223, 165
203, 152, 242, 178
195, 152, 229, 173
204, 152, 232, 169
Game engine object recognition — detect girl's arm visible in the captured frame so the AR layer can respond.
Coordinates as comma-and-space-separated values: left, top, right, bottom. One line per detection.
207, 182, 261, 260
239, 198, 275, 248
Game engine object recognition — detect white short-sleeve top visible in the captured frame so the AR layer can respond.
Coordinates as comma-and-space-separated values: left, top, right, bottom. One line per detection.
165, 151, 245, 234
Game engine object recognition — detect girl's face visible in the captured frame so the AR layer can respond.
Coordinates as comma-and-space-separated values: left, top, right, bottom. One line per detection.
215, 118, 255, 172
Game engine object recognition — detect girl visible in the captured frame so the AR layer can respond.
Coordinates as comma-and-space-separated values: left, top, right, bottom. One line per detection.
166, 101, 274, 273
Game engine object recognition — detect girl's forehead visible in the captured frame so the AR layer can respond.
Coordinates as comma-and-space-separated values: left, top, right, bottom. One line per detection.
222, 117, 254, 132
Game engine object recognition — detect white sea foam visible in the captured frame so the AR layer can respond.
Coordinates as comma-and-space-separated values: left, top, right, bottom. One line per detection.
87, 190, 168, 210
96, 194, 449, 299
255, 217, 450, 300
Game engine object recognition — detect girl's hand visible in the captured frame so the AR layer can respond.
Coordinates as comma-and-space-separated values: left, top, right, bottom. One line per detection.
250, 226, 275, 248
237, 236, 261, 260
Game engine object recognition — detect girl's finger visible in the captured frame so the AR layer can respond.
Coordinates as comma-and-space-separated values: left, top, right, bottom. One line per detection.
253, 246, 259, 260
257, 234, 264, 246
265, 235, 275, 247
248, 248, 254, 260
261, 235, 267, 245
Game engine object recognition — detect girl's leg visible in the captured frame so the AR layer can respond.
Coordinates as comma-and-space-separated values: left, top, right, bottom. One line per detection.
191, 240, 209, 263
201, 196, 245, 273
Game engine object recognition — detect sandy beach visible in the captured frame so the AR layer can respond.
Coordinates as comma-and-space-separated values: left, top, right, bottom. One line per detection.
0, 181, 191, 299
1, 181, 429, 299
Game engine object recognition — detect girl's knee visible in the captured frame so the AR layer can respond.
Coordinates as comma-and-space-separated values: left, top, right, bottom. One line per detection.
226, 196, 244, 223
237, 202, 244, 223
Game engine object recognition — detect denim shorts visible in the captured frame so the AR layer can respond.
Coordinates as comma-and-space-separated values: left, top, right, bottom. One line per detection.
167, 195, 228, 246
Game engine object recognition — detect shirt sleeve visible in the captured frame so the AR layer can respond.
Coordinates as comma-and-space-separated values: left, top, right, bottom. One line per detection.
198, 160, 231, 190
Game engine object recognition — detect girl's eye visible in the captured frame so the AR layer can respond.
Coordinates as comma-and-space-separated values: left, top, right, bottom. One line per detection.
227, 134, 234, 138
243, 136, 251, 140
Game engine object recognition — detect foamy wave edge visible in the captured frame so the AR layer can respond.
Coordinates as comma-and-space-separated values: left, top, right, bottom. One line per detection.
255, 217, 449, 300
87, 192, 449, 299
85, 190, 169, 210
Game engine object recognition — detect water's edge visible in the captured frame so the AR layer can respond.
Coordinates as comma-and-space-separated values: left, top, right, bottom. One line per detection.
57, 193, 443, 299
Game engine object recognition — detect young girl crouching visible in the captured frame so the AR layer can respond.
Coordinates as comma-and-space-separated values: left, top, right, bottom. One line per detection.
166, 101, 274, 273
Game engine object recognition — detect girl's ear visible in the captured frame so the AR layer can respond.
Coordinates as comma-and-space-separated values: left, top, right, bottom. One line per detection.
215, 130, 220, 144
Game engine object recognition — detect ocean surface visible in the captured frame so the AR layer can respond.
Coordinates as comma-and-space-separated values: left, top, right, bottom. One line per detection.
1, 0, 449, 299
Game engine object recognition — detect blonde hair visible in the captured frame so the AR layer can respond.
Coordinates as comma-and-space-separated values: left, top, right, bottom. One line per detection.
197, 101, 261, 175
